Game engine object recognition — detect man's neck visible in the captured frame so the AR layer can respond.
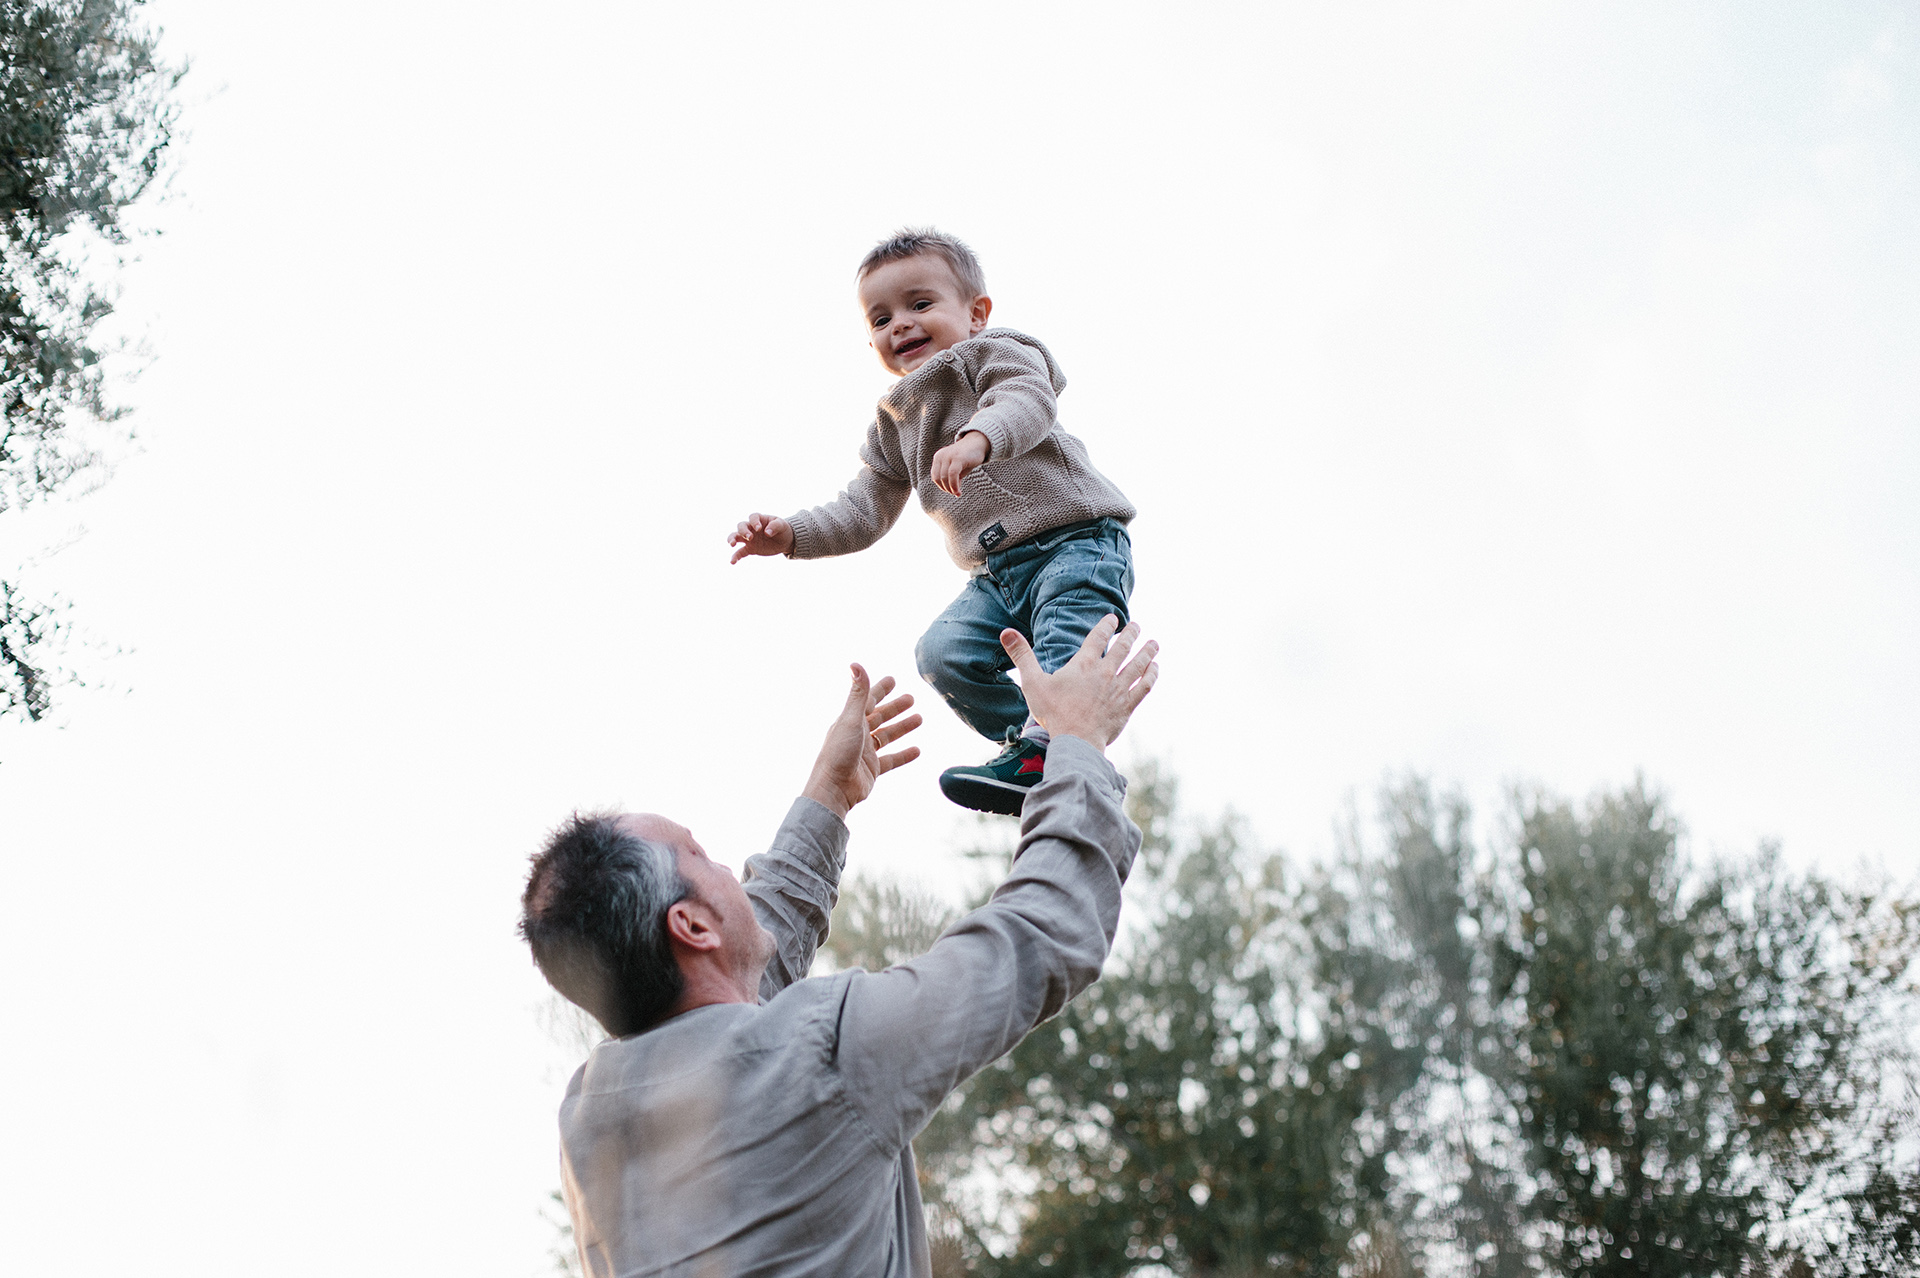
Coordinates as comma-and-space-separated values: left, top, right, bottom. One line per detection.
666, 957, 762, 1019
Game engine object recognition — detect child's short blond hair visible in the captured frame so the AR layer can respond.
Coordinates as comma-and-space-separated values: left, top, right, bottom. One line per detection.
856, 227, 987, 300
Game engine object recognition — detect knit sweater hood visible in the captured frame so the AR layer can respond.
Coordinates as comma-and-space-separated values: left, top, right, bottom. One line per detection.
786, 329, 1135, 571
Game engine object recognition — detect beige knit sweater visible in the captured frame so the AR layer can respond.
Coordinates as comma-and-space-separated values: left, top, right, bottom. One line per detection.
786, 329, 1136, 571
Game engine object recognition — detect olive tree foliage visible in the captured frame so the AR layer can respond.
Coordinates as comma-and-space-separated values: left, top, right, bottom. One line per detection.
910, 765, 1441, 1277
1, 0, 179, 720
830, 765, 1920, 1278
1370, 781, 1920, 1278
1472, 788, 1920, 1276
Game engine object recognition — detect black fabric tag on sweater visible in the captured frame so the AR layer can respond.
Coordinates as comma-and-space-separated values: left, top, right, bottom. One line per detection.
979, 523, 1008, 551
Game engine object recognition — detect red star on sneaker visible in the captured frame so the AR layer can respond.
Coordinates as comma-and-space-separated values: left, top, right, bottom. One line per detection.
1017, 754, 1045, 776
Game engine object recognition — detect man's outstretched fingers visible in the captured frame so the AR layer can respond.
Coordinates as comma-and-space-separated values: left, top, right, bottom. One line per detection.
1000, 628, 1042, 683
871, 712, 923, 749
1122, 646, 1160, 711
1100, 619, 1140, 668
1076, 614, 1119, 660
1123, 667, 1158, 714
876, 744, 922, 775
1119, 639, 1158, 687
844, 664, 872, 714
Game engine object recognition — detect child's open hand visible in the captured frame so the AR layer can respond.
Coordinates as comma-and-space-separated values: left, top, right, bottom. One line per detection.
728, 513, 795, 564
929, 431, 992, 498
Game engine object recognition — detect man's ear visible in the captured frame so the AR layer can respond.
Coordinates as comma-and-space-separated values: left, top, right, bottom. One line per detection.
969, 294, 993, 335
666, 897, 723, 953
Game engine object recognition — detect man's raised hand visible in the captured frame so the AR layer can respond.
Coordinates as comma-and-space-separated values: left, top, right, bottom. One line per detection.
802, 664, 923, 820
1000, 616, 1159, 750
728, 513, 795, 564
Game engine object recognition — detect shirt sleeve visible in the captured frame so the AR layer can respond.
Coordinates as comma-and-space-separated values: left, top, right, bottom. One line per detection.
785, 421, 913, 559
831, 736, 1140, 1151
959, 338, 1061, 465
743, 797, 849, 1001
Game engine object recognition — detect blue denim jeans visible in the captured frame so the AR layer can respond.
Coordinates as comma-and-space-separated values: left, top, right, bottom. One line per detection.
915, 518, 1135, 742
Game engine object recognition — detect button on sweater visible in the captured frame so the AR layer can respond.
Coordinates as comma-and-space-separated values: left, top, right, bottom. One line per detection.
785, 329, 1136, 571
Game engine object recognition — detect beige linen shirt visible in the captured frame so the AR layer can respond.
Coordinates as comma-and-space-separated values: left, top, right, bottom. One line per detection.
556, 736, 1141, 1277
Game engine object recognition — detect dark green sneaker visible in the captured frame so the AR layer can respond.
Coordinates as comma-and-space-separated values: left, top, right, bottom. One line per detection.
939, 737, 1048, 815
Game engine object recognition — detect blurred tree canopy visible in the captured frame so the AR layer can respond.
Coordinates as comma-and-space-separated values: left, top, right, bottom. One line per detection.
825, 765, 1920, 1277
1, 0, 179, 720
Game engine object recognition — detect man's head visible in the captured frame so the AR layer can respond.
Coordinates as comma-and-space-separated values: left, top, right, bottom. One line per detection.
520, 812, 772, 1037
856, 227, 992, 377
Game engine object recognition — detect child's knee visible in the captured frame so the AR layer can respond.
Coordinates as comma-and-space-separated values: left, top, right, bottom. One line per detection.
1031, 601, 1123, 675
915, 624, 960, 685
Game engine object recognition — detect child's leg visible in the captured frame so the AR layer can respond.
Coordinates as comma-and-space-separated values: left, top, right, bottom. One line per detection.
934, 522, 1133, 815
1024, 522, 1135, 743
915, 576, 1028, 743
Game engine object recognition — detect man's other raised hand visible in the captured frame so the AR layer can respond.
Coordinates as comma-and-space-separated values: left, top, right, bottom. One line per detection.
801, 665, 923, 821
728, 513, 795, 564
1000, 617, 1159, 750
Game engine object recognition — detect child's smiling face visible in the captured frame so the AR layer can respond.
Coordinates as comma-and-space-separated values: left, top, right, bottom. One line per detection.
858, 253, 992, 376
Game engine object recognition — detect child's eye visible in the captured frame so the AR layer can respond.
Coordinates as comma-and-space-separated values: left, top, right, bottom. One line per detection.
913, 300, 932, 310
871, 314, 889, 329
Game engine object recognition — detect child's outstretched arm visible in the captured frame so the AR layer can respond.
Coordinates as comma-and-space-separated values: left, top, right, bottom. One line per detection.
728, 513, 795, 564
731, 434, 913, 563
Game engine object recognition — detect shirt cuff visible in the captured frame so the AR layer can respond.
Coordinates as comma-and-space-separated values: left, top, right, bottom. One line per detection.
1037, 734, 1127, 800
773, 795, 850, 878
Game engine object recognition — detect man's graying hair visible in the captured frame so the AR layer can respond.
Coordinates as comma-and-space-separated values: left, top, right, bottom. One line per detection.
857, 227, 987, 300
520, 813, 693, 1038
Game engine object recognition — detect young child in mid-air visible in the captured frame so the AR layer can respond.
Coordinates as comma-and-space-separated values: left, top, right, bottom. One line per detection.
728, 227, 1136, 815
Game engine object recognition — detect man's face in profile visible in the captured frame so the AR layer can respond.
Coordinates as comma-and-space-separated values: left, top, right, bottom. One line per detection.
617, 814, 774, 986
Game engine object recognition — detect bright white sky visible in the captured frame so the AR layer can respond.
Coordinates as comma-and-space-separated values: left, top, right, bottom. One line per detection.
2, 3, 1915, 1274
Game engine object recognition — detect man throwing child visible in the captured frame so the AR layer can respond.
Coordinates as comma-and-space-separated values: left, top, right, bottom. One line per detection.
520, 617, 1158, 1277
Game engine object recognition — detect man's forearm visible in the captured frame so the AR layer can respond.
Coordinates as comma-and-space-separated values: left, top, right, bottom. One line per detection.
800, 778, 851, 823
833, 737, 1142, 1148
743, 797, 849, 999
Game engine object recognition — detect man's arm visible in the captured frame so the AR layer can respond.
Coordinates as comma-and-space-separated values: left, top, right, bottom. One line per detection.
833, 619, 1160, 1148
745, 666, 922, 1000
836, 737, 1138, 1146
743, 798, 849, 999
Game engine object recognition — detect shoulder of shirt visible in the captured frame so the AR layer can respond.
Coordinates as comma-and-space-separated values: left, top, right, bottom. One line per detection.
571, 980, 857, 1094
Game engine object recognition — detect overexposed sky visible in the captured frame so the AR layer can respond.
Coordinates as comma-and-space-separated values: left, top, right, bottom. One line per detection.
2, 3, 1915, 1273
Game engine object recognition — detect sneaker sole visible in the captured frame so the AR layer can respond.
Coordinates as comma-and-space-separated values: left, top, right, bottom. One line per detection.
939, 772, 1034, 816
